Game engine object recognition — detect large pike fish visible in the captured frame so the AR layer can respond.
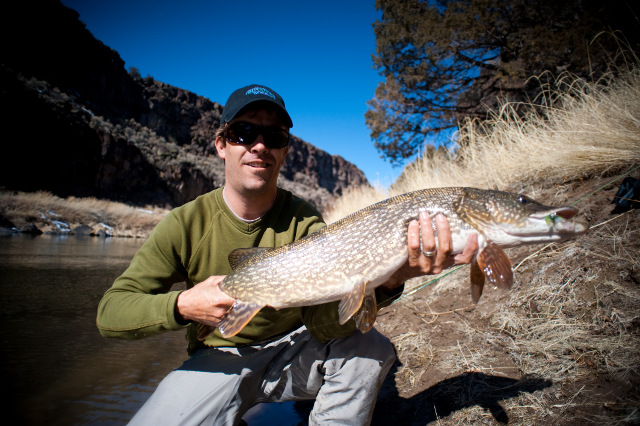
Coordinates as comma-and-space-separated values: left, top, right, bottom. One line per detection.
207, 187, 588, 339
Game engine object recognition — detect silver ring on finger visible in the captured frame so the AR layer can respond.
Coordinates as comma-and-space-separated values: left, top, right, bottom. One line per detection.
423, 250, 436, 258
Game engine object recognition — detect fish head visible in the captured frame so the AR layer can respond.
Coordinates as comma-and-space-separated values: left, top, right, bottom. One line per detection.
455, 188, 589, 247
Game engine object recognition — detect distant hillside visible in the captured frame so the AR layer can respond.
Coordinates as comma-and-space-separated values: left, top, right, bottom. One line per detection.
0, 0, 368, 212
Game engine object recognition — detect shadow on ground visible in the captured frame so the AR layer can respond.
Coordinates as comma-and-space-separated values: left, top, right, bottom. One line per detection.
243, 358, 552, 425
372, 361, 553, 424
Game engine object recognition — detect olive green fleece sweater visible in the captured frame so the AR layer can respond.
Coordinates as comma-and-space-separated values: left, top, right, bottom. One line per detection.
97, 187, 402, 354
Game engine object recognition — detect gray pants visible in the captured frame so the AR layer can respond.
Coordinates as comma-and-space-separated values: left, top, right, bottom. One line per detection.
129, 326, 396, 425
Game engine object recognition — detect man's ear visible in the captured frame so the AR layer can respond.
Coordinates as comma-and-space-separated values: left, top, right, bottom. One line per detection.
215, 136, 226, 160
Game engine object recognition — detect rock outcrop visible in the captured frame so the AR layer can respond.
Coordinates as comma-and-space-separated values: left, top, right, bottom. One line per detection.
1, 0, 368, 213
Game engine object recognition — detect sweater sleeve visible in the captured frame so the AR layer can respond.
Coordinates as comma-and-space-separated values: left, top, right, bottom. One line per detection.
96, 213, 189, 339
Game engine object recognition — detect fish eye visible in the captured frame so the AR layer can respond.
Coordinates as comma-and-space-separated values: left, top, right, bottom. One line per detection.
517, 196, 528, 205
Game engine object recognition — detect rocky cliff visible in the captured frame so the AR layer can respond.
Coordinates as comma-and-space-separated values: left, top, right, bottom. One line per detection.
0, 0, 368, 212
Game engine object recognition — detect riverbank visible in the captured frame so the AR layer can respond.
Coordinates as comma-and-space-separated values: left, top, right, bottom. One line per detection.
0, 190, 168, 238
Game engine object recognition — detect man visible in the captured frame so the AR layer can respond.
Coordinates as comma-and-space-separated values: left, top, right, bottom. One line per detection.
96, 84, 478, 425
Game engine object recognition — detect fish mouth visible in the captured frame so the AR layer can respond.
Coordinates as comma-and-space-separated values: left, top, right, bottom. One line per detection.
494, 206, 588, 246
528, 206, 589, 236
531, 206, 579, 221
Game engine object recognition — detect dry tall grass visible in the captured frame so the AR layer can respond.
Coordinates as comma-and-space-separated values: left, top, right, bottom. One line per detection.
325, 67, 640, 223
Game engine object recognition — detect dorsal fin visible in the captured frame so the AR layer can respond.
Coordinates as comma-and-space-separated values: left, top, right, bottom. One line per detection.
228, 247, 270, 270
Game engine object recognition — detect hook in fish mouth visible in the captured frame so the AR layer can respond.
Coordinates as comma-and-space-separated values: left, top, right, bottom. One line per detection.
534, 206, 579, 219
536, 207, 588, 235
530, 206, 579, 223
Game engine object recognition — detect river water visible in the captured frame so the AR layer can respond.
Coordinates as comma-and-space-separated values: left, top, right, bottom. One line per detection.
0, 234, 306, 425
0, 234, 186, 424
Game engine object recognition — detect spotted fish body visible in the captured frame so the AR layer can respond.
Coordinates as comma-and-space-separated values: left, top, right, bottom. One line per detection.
208, 187, 588, 339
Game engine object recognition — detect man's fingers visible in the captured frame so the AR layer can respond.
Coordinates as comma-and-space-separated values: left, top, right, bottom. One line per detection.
407, 219, 421, 263
203, 275, 236, 306
434, 214, 452, 262
176, 275, 237, 325
396, 212, 479, 286
419, 211, 436, 258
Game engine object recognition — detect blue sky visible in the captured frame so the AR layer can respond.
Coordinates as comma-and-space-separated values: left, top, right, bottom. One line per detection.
60, 0, 404, 187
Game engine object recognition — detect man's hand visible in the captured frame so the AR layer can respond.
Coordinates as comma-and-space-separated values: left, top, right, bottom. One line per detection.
175, 275, 236, 326
380, 212, 479, 291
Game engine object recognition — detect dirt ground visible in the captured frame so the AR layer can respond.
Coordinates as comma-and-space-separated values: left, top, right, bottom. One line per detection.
366, 174, 640, 424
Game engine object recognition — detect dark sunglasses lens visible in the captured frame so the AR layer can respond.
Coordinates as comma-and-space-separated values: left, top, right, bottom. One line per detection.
226, 123, 251, 145
265, 129, 290, 148
227, 123, 289, 148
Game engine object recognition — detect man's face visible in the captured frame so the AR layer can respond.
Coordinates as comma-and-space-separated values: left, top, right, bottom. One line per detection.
215, 108, 289, 196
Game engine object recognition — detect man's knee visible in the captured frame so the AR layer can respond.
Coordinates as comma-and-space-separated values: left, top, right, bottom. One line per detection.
330, 327, 396, 367
363, 328, 397, 368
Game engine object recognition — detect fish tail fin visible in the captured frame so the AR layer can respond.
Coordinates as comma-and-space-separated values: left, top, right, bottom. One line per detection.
217, 301, 263, 338
196, 323, 215, 341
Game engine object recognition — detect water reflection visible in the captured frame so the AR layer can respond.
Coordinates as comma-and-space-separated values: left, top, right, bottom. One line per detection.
0, 234, 188, 425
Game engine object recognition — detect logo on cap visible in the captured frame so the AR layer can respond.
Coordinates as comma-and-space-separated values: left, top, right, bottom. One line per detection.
245, 87, 276, 99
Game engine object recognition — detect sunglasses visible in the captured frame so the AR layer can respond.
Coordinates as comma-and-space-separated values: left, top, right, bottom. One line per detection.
225, 122, 290, 149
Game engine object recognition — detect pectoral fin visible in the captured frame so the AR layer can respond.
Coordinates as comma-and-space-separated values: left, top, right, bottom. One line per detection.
338, 279, 367, 325
217, 300, 263, 338
469, 256, 486, 304
355, 293, 377, 333
476, 242, 514, 290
